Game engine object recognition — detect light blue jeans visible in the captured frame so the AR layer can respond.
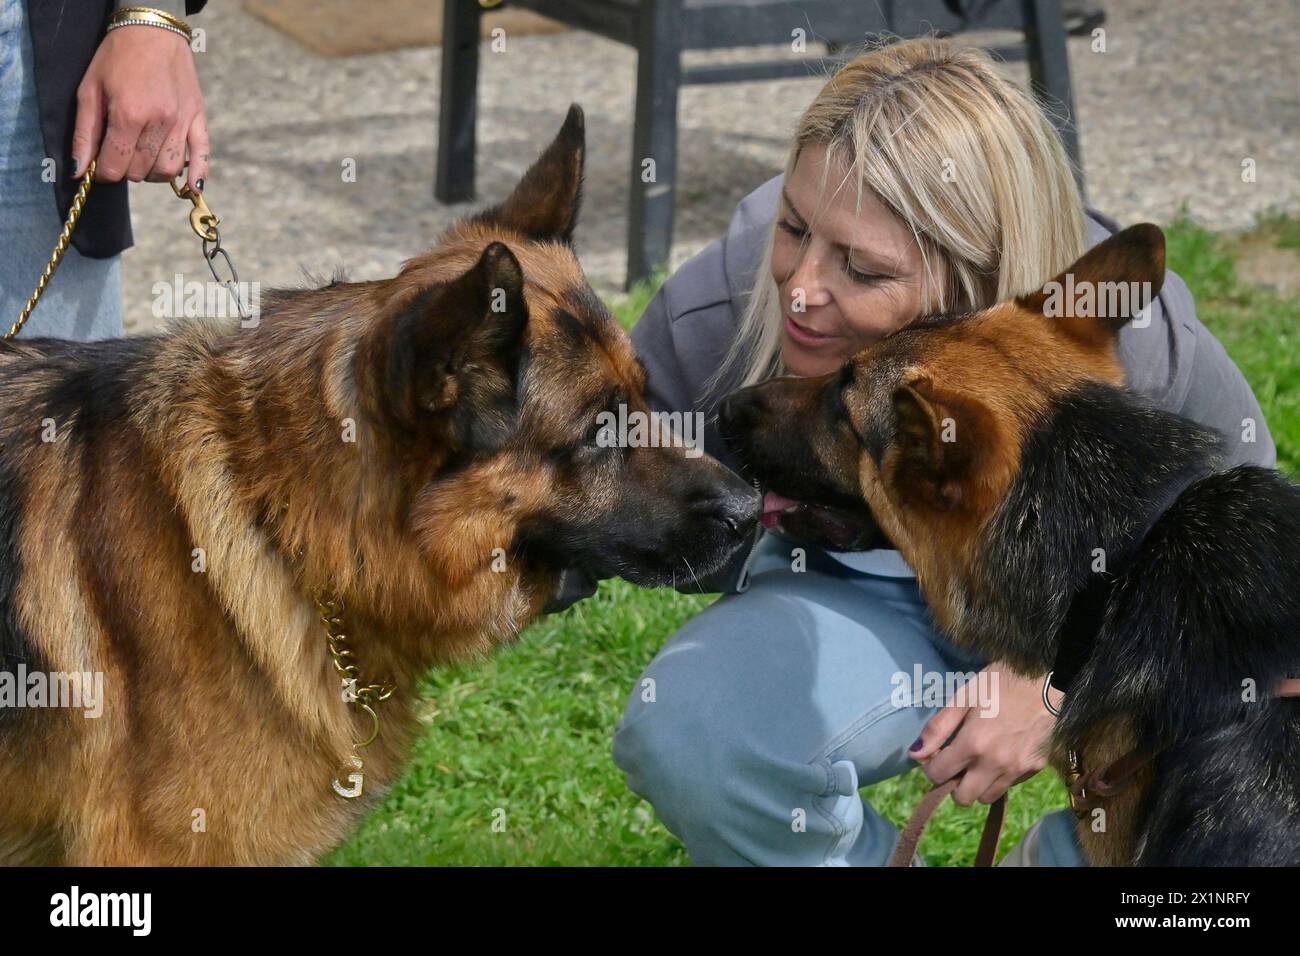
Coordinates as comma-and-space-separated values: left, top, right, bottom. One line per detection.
613, 531, 1085, 866
0, 0, 122, 340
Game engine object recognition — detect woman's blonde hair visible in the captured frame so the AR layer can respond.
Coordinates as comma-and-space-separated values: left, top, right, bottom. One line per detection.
714, 36, 1088, 393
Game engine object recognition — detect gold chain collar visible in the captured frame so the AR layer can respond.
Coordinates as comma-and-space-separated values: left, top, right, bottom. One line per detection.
313, 588, 395, 800
16, 163, 386, 802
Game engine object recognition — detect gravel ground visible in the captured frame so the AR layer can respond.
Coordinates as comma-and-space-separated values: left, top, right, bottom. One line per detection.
121, 0, 1299, 332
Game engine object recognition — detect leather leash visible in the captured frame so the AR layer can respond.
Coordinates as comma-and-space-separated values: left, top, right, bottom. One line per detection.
887, 776, 1007, 867
889, 681, 1300, 865
1069, 677, 1300, 815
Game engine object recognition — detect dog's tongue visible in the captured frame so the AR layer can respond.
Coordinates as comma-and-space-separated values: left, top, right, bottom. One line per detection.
761, 491, 800, 529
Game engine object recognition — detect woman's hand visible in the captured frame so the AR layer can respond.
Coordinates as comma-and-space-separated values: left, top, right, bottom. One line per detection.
71, 25, 209, 190
909, 664, 1058, 805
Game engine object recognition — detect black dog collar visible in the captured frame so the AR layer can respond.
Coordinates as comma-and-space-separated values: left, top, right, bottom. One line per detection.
1048, 466, 1216, 696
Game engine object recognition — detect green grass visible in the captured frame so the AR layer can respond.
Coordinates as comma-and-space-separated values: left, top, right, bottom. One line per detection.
607, 269, 667, 332
328, 213, 1299, 867
1168, 212, 1300, 474
326, 582, 708, 866
1250, 208, 1300, 252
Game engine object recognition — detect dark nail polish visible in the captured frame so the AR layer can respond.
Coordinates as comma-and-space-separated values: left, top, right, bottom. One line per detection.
195, 178, 205, 192
69, 156, 80, 177
909, 737, 924, 753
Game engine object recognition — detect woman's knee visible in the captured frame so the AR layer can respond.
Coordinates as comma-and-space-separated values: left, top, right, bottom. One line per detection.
615, 578, 952, 778
611, 583, 946, 861
613, 672, 839, 864
614, 659, 913, 865
612, 623, 748, 816
612, 598, 814, 839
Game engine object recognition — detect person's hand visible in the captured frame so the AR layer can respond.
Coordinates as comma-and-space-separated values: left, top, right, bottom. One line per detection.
908, 664, 1060, 806
71, 25, 209, 190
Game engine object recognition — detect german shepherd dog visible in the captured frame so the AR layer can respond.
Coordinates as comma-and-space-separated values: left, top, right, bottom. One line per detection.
720, 224, 1300, 865
0, 106, 759, 865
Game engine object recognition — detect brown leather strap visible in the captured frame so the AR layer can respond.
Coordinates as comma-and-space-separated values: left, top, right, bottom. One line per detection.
888, 777, 1007, 867
975, 791, 1008, 866
891, 680, 1300, 862
1069, 746, 1158, 814
888, 779, 957, 867
1069, 677, 1300, 816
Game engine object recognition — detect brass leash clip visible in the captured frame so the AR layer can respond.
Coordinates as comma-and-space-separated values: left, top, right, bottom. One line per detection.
1066, 749, 1088, 816
170, 176, 220, 242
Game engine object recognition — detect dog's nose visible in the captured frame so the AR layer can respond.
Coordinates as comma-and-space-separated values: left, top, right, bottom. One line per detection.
697, 485, 761, 537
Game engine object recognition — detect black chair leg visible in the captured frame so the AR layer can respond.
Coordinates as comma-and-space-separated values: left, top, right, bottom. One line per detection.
436, 0, 483, 203
626, 0, 683, 289
1023, 0, 1085, 198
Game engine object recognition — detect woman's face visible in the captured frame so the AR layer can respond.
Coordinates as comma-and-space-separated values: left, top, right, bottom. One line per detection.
772, 143, 937, 377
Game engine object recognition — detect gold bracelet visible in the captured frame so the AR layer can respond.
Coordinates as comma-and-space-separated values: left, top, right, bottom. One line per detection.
113, 4, 192, 30
107, 6, 194, 42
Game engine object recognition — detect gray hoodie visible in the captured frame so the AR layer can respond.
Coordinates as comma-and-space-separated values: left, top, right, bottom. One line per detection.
610, 175, 1277, 597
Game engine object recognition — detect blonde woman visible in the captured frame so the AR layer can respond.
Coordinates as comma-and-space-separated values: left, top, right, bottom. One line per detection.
609, 37, 1274, 866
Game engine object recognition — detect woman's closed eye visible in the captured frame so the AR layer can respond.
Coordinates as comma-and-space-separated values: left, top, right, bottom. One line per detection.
842, 260, 894, 285
779, 216, 896, 287
777, 217, 807, 240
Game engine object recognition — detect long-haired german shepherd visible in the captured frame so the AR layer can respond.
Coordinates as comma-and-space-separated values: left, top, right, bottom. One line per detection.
0, 106, 759, 865
721, 225, 1300, 865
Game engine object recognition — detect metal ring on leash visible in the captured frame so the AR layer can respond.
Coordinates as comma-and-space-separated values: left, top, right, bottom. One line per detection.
355, 703, 381, 750
1042, 671, 1063, 717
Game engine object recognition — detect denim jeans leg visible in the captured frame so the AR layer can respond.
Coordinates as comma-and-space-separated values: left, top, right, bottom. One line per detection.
0, 0, 122, 340
614, 535, 986, 865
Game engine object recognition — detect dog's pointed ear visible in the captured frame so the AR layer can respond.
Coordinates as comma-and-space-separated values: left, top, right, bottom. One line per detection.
890, 376, 1003, 513
460, 241, 529, 367
477, 104, 585, 244
381, 242, 528, 423
1017, 223, 1166, 352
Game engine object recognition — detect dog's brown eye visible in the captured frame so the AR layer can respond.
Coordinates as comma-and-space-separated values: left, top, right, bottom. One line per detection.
827, 366, 853, 419
826, 383, 850, 427
826, 374, 872, 450
546, 415, 623, 465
